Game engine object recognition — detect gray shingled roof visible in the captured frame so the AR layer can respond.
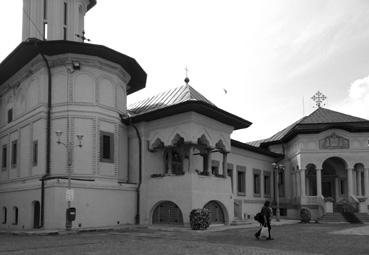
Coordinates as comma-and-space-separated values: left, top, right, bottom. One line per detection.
128, 84, 215, 116
252, 107, 369, 147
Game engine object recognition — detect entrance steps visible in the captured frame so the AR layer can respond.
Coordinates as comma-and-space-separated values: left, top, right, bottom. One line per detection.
319, 212, 369, 224
230, 218, 252, 226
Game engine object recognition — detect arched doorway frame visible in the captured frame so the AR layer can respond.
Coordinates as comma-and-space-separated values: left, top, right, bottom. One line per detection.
150, 200, 184, 225
203, 200, 228, 225
321, 157, 348, 202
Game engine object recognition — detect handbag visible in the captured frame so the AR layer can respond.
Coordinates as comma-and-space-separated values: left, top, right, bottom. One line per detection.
260, 225, 269, 238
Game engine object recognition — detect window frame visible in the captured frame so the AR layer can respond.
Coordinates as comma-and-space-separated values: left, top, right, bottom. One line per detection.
33, 140, 38, 167
253, 169, 261, 196
99, 131, 114, 163
263, 171, 271, 197
12, 207, 18, 225
2, 207, 7, 224
236, 165, 246, 196
11, 140, 17, 169
1, 144, 7, 170
7, 108, 13, 123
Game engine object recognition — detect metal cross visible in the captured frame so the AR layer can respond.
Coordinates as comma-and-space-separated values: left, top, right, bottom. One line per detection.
184, 66, 190, 85
75, 31, 91, 42
311, 91, 326, 108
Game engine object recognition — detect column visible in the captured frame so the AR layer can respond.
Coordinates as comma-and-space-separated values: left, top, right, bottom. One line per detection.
316, 168, 322, 197
222, 152, 228, 178
300, 169, 306, 197
296, 171, 301, 197
206, 149, 212, 175
275, 167, 280, 221
347, 168, 353, 198
291, 171, 295, 198
167, 148, 173, 174
364, 168, 369, 197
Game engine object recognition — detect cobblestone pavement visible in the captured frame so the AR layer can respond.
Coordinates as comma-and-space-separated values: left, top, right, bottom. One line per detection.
0, 224, 368, 255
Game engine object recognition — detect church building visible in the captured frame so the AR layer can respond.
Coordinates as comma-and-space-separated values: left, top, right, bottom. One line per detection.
0, 0, 368, 230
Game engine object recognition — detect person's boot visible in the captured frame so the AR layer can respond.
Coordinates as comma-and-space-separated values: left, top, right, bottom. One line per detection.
254, 233, 260, 240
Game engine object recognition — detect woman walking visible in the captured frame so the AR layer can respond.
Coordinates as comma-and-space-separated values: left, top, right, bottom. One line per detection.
255, 200, 273, 240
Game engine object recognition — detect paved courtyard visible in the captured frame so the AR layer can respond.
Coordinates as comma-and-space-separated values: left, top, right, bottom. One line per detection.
0, 223, 368, 255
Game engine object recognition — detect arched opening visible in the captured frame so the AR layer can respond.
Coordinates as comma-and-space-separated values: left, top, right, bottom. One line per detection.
306, 164, 317, 196
322, 157, 347, 202
204, 201, 226, 224
32, 201, 41, 229
152, 201, 183, 225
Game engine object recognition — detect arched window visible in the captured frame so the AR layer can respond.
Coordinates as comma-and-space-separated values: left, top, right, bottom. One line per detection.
2, 207, 7, 224
13, 207, 18, 225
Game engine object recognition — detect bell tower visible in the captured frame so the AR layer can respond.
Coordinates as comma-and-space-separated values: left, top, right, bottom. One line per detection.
22, 0, 96, 42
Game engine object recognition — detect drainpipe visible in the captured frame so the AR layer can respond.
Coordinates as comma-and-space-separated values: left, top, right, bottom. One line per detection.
119, 114, 142, 224
36, 43, 52, 228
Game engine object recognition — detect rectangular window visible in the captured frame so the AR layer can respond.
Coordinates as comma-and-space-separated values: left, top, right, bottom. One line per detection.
2, 207, 7, 224
264, 172, 271, 196
1, 145, 7, 170
237, 165, 246, 195
253, 169, 261, 196
100, 131, 114, 163
7, 109, 13, 123
33, 141, 38, 166
11, 140, 17, 168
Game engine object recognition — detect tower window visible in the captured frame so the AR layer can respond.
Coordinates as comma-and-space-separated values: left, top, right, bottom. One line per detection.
11, 140, 17, 168
43, 0, 47, 20
43, 23, 48, 40
7, 109, 13, 123
2, 207, 7, 224
63, 2, 68, 40
33, 141, 38, 166
12, 207, 18, 225
2, 145, 7, 170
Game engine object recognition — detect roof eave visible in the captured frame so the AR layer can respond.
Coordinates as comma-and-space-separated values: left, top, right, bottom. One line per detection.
260, 121, 369, 147
231, 139, 283, 158
0, 39, 146, 95
127, 101, 252, 130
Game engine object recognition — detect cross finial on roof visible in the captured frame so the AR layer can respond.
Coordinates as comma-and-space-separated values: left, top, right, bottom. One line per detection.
311, 91, 326, 108
184, 66, 190, 85
75, 31, 91, 42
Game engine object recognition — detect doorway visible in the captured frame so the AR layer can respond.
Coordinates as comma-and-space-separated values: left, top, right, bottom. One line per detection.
32, 201, 40, 229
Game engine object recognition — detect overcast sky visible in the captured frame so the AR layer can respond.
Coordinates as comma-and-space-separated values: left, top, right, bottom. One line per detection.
1, 0, 369, 143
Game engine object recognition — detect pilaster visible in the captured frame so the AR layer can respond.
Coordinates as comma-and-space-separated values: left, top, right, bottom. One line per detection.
316, 168, 322, 197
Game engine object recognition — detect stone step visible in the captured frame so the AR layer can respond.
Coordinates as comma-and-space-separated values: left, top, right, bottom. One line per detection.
319, 212, 369, 224
230, 219, 252, 226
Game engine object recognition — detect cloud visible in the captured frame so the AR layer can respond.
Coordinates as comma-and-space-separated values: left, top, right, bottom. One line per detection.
335, 75, 369, 120
348, 75, 369, 100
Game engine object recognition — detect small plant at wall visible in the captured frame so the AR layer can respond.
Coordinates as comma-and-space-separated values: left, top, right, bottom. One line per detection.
189, 208, 210, 230
324, 197, 334, 202
300, 207, 311, 223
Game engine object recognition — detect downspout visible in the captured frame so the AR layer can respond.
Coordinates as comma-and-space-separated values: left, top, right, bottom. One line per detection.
37, 45, 52, 228
119, 114, 142, 225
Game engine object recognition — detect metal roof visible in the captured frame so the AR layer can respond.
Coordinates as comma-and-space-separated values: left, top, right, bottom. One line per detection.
128, 84, 214, 115
126, 84, 252, 130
